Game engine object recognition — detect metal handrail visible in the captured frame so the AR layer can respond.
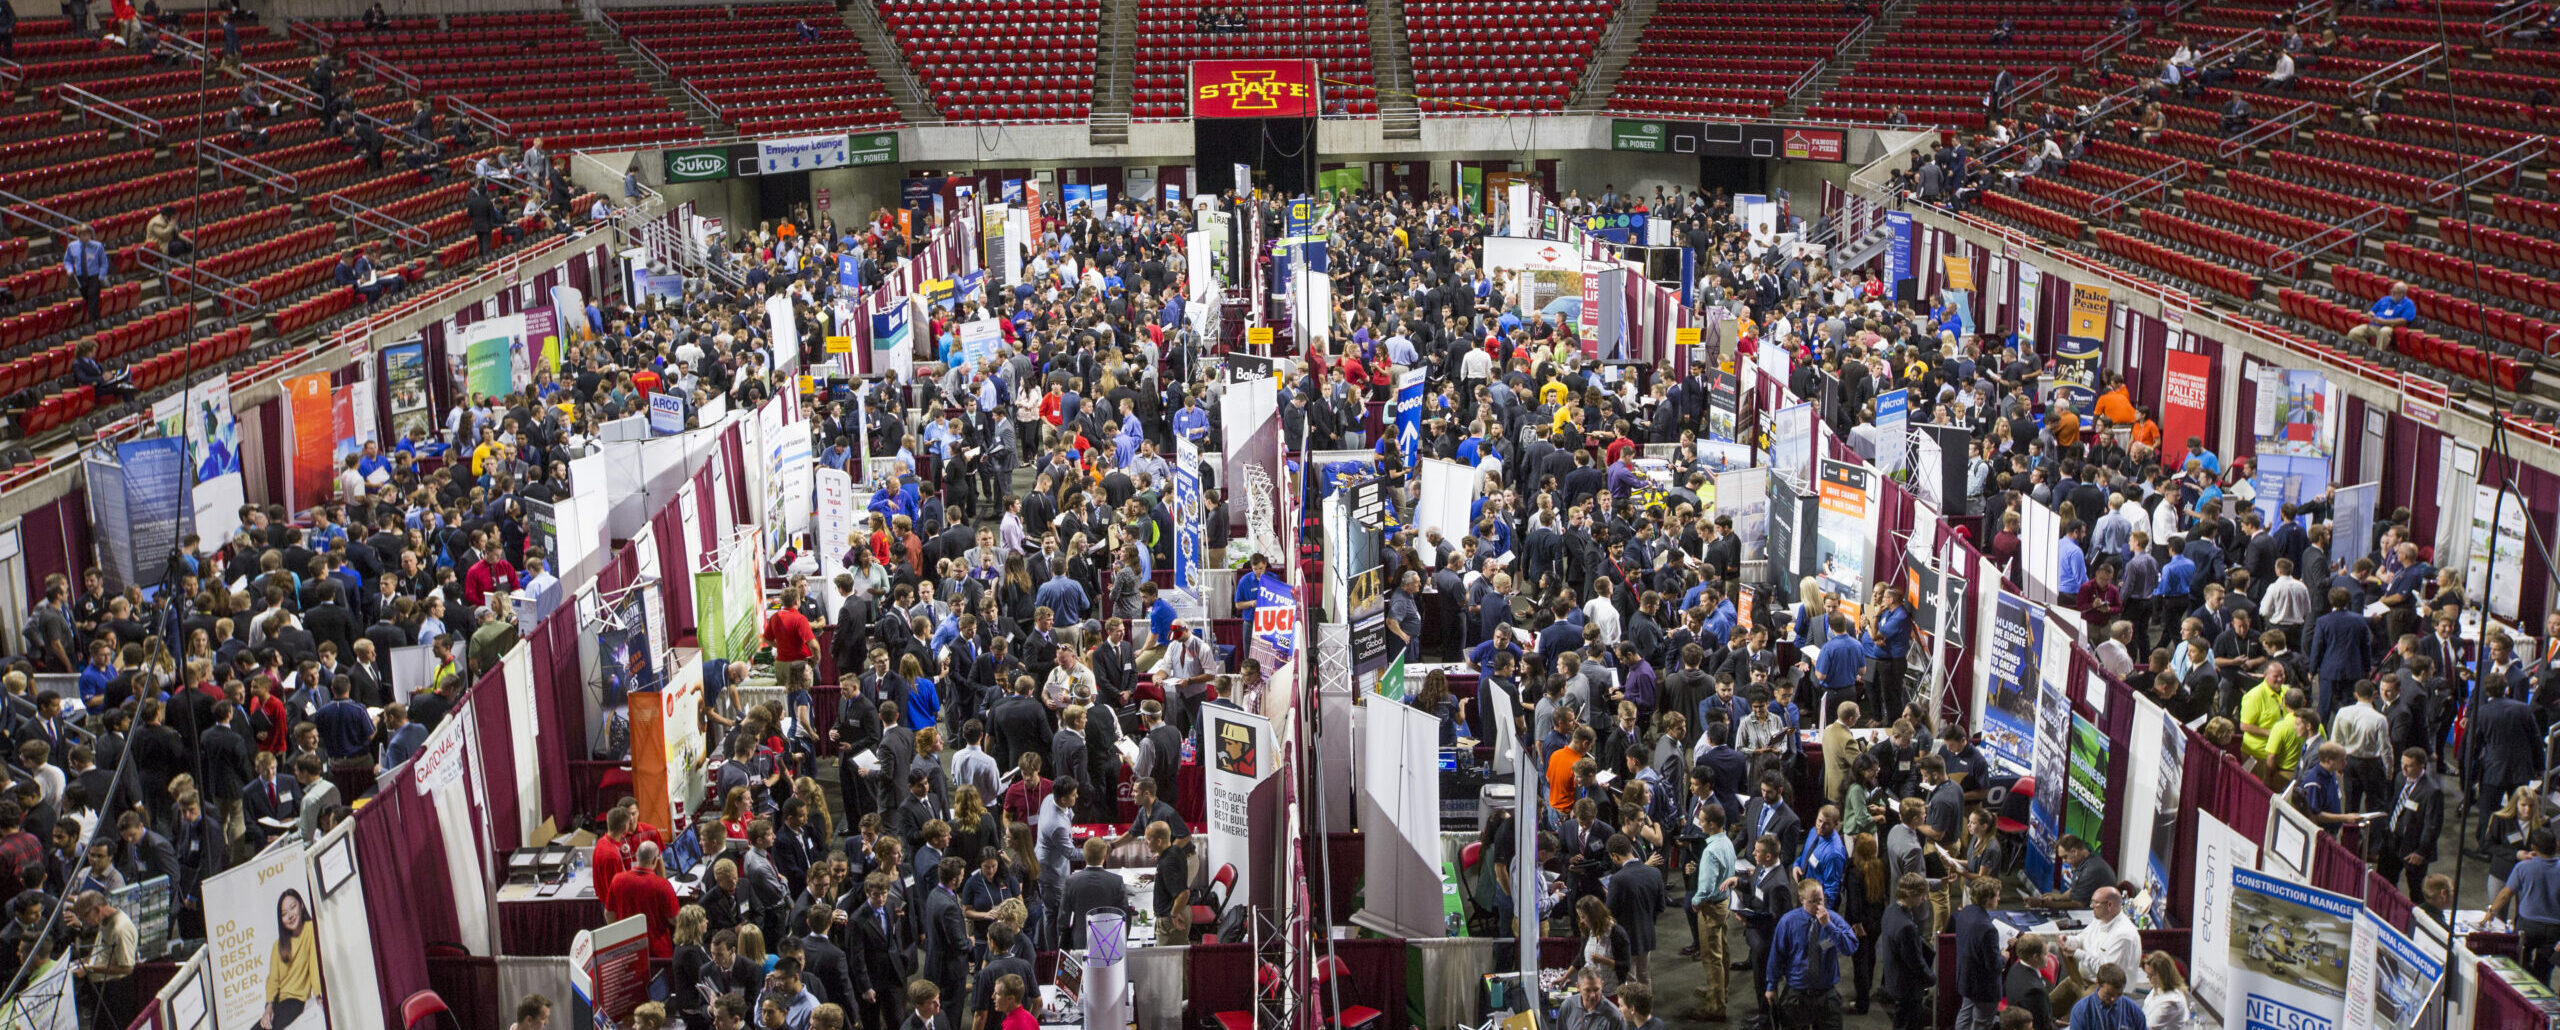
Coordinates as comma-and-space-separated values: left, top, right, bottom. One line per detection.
446, 96, 513, 142
2082, 20, 2145, 63
155, 29, 208, 65
2265, 202, 2388, 274
2486, 0, 2542, 39
0, 188, 87, 239
140, 245, 263, 307
56, 85, 169, 140
239, 58, 322, 114
330, 193, 432, 251
1787, 59, 1827, 104
852, 0, 935, 118
199, 139, 302, 194
0, 57, 23, 92
287, 17, 337, 51
2091, 158, 2184, 213
2348, 42, 2442, 93
1836, 14, 1876, 58
630, 36, 673, 80
2216, 100, 2317, 162
684, 80, 722, 120
2431, 137, 2545, 210
354, 49, 422, 94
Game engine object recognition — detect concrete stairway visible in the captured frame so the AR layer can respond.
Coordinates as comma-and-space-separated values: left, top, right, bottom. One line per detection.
841, 0, 946, 124
1566, 0, 1658, 112
1772, 0, 1910, 118
580, 19, 728, 134
1366, 0, 1419, 139
1090, 0, 1139, 144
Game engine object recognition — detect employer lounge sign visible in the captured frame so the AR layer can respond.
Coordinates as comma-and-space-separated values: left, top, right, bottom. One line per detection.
758, 134, 853, 172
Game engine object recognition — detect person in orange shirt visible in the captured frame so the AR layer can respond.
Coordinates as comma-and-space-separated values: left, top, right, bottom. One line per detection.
2051, 400, 2083, 451
2094, 378, 2140, 428
1548, 724, 1595, 814
607, 841, 679, 959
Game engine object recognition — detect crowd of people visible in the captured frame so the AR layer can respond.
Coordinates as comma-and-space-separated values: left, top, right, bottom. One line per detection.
0, 158, 2544, 1030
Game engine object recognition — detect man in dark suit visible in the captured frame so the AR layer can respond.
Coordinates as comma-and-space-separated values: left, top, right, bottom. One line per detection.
240, 752, 298, 852
889, 769, 945, 852
1555, 800, 1617, 905
1091, 620, 1138, 707
1735, 834, 1796, 1029
197, 703, 254, 857
833, 691, 888, 830
302, 582, 360, 662
2468, 682, 2543, 853
1879, 872, 1934, 1030
799, 905, 859, 1011
167, 792, 226, 939
2382, 674, 2432, 759
1051, 711, 1088, 813
2374, 746, 2444, 899
2306, 589, 2373, 718
1740, 772, 1805, 864
987, 680, 1047, 775
1059, 838, 1124, 948
848, 871, 912, 1030
1603, 835, 1664, 982
1953, 875, 2006, 1030
1080, 700, 1122, 823
921, 858, 971, 1011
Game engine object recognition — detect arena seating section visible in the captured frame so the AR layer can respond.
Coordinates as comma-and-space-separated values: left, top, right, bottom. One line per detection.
877, 0, 1099, 122
1607, 1, 1861, 119
1801, 0, 2120, 128
607, 4, 903, 135
1406, 0, 1615, 112
338, 10, 702, 149
0, 11, 609, 443
1130, 0, 1376, 119
1932, 0, 2560, 404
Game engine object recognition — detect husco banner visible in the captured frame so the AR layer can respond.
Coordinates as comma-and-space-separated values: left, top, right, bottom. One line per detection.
1190, 59, 1321, 119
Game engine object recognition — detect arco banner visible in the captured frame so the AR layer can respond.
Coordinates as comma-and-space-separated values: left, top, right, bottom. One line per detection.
1190, 59, 1320, 118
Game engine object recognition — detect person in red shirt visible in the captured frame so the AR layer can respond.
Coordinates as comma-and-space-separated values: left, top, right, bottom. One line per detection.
632, 365, 662, 397
591, 805, 638, 906
462, 550, 517, 608
607, 840, 679, 959
994, 974, 1037, 1030
764, 584, 818, 691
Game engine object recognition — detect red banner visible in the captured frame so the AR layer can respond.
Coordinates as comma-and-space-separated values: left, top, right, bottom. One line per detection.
285, 372, 334, 510
1782, 128, 1846, 162
2160, 349, 2213, 465
1190, 59, 1320, 119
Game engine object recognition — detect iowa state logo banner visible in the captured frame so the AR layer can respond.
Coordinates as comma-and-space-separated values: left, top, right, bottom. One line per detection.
1190, 59, 1320, 118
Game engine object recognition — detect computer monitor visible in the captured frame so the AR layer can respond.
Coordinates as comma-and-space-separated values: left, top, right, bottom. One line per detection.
667, 826, 703, 878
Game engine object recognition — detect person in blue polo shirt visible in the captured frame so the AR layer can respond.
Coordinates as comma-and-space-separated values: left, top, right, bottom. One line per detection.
2348, 279, 2417, 349
1764, 878, 1860, 1025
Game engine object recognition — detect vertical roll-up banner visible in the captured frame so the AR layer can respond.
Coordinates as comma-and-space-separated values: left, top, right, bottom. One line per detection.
1874, 388, 1908, 474
1981, 592, 2040, 777
205, 841, 330, 1030
285, 372, 334, 511
2058, 284, 2109, 418
85, 452, 134, 591
2160, 349, 2214, 466
1886, 210, 1913, 302
185, 376, 245, 546
121, 437, 188, 588
2026, 617, 2069, 888
1394, 369, 1426, 472
1173, 437, 1204, 613
1813, 459, 1874, 620
1201, 705, 1275, 909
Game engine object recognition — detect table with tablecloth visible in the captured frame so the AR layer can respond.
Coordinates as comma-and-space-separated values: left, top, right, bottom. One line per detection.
496, 866, 610, 956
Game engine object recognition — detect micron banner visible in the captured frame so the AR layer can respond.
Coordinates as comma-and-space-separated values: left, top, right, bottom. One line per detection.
1190, 59, 1320, 118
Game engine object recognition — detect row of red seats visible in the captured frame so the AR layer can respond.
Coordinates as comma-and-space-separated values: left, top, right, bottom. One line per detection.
1803, 105, 1990, 128
168, 224, 339, 291
2094, 227, 2260, 298
2141, 208, 2303, 277
2442, 219, 2560, 274
449, 11, 575, 27
504, 110, 693, 139
1645, 42, 1833, 58
2312, 130, 2520, 184
0, 282, 141, 354
2398, 90, 2558, 131
614, 3, 826, 24
1641, 27, 1846, 45
349, 40, 595, 65
2265, 150, 2454, 208
17, 387, 97, 436
2382, 242, 2560, 331
1978, 191, 2086, 238
431, 213, 549, 270
40, 68, 199, 102
0, 266, 69, 308
338, 25, 583, 50
184, 205, 297, 254
1611, 68, 1804, 89
2449, 67, 2560, 98
18, 53, 152, 85
1604, 96, 1776, 117
480, 98, 671, 121
82, 307, 192, 365
2018, 174, 2117, 218
418, 68, 631, 93
1848, 59, 2057, 78
0, 112, 64, 143
2146, 126, 2228, 166
2335, 263, 2558, 358
126, 329, 255, 394
83, 185, 246, 247
402, 53, 621, 78
1899, 12, 2118, 28
2336, 12, 2482, 37
32, 168, 194, 223
2491, 195, 2560, 235
1822, 90, 1993, 110
0, 150, 151, 202
2226, 169, 2412, 233
2185, 191, 2352, 256
445, 84, 629, 108
0, 239, 26, 272
1897, 29, 2106, 46
525, 125, 703, 149
2275, 287, 2524, 392
735, 108, 915, 132
1888, 44, 2081, 63
0, 129, 111, 174
218, 253, 338, 317
2372, 113, 2548, 160
274, 289, 363, 336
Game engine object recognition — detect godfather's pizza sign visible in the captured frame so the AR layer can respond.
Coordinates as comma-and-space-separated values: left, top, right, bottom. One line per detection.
1190, 59, 1321, 118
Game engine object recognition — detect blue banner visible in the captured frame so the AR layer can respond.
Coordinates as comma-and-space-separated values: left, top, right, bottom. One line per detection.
1062, 183, 1092, 210
1394, 370, 1425, 471
1252, 575, 1296, 669
838, 253, 860, 291
119, 437, 189, 588
1002, 179, 1024, 204
1886, 210, 1913, 303
1173, 439, 1203, 605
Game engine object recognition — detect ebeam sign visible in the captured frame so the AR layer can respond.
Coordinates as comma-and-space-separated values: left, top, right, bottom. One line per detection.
1190, 59, 1320, 119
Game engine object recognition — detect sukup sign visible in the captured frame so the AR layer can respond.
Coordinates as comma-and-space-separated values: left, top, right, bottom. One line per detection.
1190, 59, 1320, 119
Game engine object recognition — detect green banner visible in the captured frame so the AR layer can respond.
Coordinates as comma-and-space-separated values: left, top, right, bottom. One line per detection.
847, 131, 900, 167
663, 145, 736, 183
1376, 653, 1407, 702
1611, 119, 1668, 152
464, 335, 513, 400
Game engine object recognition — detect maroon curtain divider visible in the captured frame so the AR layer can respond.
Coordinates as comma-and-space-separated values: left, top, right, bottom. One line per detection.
471, 663, 523, 853
1184, 942, 1258, 1029
2366, 871, 2414, 932
654, 506, 694, 641
19, 493, 77, 607
356, 762, 453, 1028
2230, 356, 2260, 464
2311, 832, 2366, 898
2475, 968, 2544, 1028
1318, 939, 1411, 1030
2477, 452, 2559, 620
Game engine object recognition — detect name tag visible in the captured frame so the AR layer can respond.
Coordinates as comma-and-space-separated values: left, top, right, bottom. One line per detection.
1817, 937, 1836, 954
2403, 798, 2420, 811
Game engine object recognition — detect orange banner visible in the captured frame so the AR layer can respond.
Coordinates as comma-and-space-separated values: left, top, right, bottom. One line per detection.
1190, 59, 1320, 119
285, 373, 335, 510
